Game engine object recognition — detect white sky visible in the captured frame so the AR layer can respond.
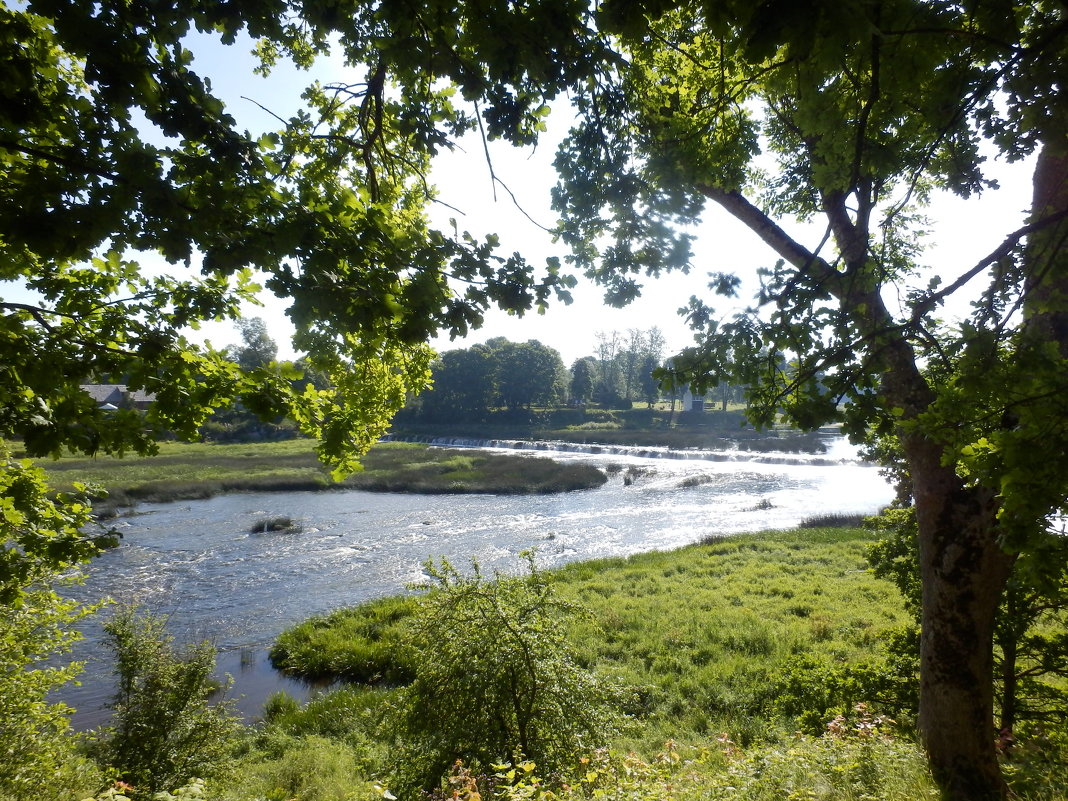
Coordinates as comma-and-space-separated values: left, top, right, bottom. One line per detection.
186, 34, 1035, 367
9, 29, 1036, 368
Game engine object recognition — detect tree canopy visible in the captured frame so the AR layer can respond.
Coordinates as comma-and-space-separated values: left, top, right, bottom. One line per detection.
3, 1, 1067, 799
418, 338, 565, 420
543, 2, 1067, 799
0, 0, 590, 476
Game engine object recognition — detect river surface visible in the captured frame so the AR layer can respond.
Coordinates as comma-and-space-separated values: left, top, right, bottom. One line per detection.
59, 435, 894, 728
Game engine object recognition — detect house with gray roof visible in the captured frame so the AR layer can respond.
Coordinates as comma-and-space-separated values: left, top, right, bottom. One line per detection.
80, 384, 156, 410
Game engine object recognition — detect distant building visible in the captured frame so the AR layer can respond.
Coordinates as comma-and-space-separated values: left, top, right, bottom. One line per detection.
679, 386, 706, 412
80, 384, 156, 411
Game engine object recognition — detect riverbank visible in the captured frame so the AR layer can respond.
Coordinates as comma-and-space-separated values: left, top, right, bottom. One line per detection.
218, 525, 1065, 800
389, 406, 834, 453
34, 440, 607, 513
270, 525, 909, 746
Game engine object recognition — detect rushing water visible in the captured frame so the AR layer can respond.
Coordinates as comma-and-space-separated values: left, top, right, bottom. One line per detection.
59, 435, 894, 728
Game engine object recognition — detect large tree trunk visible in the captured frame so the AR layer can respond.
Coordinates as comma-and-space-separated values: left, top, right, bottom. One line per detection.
908, 137, 1066, 801
908, 441, 1014, 801
869, 315, 1015, 799
1023, 141, 1068, 352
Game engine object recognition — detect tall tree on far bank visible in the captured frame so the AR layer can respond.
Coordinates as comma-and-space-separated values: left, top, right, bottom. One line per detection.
638, 355, 661, 407
493, 339, 567, 409
421, 346, 497, 421
228, 317, 278, 372
544, 2, 1068, 798
570, 357, 598, 405
418, 339, 566, 418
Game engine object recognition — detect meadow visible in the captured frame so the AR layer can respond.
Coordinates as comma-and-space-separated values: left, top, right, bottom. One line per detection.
47, 524, 1068, 801
31, 440, 606, 512
254, 526, 1066, 801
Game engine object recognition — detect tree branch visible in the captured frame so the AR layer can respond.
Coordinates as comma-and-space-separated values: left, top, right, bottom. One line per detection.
912, 208, 1068, 319
698, 184, 842, 291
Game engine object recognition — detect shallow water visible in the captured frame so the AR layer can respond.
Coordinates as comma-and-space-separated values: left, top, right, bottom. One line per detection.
59, 435, 894, 728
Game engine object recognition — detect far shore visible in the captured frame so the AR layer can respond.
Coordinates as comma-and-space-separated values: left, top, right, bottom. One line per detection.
30, 414, 835, 514
33, 440, 608, 515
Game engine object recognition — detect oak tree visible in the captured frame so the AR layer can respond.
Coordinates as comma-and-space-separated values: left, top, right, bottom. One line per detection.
541, 2, 1068, 798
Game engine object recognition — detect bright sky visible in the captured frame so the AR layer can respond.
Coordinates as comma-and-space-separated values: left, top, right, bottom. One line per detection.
32, 30, 1039, 368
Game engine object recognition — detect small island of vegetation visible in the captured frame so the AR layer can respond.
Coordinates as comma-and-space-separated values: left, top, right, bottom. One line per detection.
33, 440, 608, 513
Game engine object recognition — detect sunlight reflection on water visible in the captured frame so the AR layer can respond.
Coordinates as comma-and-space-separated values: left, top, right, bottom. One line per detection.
59, 436, 893, 727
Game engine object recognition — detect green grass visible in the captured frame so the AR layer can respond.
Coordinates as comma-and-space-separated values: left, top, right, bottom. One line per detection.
30, 440, 606, 510
269, 526, 907, 751
244, 527, 1068, 800
68, 524, 1068, 800
270, 596, 420, 684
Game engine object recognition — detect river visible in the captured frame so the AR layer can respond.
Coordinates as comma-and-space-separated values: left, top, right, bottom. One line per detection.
59, 435, 894, 728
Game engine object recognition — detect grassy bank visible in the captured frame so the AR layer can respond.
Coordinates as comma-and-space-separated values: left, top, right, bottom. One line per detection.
271, 526, 909, 748
243, 526, 1068, 800
32, 440, 606, 511
64, 525, 1068, 801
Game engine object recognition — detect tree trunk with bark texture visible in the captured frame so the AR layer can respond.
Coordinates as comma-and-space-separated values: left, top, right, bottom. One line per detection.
910, 446, 1014, 801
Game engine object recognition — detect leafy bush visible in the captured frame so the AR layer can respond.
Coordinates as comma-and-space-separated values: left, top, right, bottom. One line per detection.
92, 606, 241, 797
0, 454, 110, 801
260, 685, 394, 766
387, 553, 630, 798
219, 734, 378, 801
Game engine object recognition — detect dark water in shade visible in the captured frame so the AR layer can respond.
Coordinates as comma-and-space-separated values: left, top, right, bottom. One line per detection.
57, 436, 893, 729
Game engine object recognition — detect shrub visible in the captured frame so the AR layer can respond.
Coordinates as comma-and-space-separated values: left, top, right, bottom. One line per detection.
220, 734, 378, 801
386, 553, 630, 798
92, 606, 241, 797
0, 454, 109, 801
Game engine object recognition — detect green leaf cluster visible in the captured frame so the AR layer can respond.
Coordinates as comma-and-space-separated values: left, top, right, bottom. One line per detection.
91, 606, 242, 799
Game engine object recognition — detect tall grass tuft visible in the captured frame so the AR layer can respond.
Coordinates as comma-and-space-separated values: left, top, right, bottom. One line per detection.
270, 596, 419, 683
799, 512, 868, 529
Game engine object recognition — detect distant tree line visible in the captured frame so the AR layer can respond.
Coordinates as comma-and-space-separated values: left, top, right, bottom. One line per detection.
409, 327, 726, 421
414, 338, 568, 422
216, 322, 769, 433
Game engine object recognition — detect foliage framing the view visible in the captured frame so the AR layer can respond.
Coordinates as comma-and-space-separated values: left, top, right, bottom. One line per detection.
3, 1, 1068, 800
0, 451, 102, 800
538, 2, 1068, 799
0, 0, 594, 472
